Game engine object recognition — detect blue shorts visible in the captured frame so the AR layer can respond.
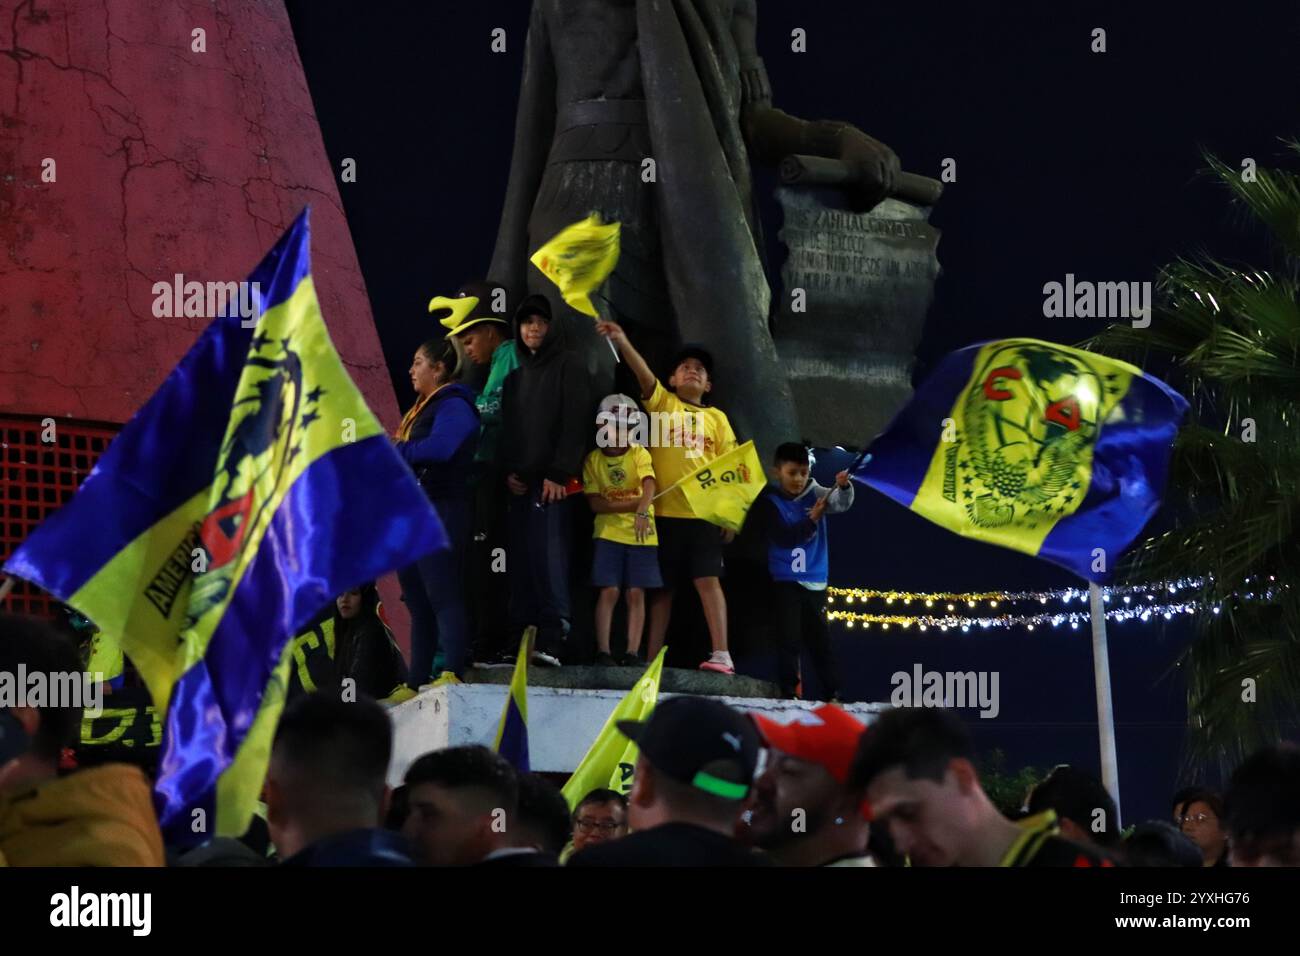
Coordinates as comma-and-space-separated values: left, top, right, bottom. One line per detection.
591, 538, 663, 589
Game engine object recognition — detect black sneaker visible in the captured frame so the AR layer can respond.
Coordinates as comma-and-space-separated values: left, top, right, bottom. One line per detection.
474, 648, 518, 670
594, 651, 617, 666
617, 652, 642, 667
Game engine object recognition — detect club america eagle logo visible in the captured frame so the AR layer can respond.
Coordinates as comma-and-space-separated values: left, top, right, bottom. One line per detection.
948, 343, 1124, 531
145, 329, 326, 634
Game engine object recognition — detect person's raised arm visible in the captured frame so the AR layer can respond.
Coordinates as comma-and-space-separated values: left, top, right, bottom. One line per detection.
597, 320, 656, 401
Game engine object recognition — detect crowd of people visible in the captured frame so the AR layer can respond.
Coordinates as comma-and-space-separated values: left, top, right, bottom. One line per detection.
4, 286, 1297, 869
379, 283, 860, 694
3, 610, 1298, 867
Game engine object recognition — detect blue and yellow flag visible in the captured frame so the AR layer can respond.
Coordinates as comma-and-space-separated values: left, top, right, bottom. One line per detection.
4, 209, 447, 845
492, 627, 533, 772
675, 440, 766, 533
855, 338, 1188, 582
560, 648, 666, 810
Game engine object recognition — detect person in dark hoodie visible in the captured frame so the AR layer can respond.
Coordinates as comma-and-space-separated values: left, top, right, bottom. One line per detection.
333, 584, 407, 699
391, 336, 480, 695
499, 293, 590, 666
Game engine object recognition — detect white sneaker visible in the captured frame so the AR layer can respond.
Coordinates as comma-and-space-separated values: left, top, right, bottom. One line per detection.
699, 651, 735, 675
532, 649, 562, 668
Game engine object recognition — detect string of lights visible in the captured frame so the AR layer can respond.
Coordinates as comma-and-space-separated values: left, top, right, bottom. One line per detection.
824, 579, 1286, 632
826, 601, 1208, 632
824, 579, 1211, 608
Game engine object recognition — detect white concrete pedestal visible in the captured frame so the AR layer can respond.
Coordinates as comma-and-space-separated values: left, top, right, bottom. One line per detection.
387, 682, 886, 786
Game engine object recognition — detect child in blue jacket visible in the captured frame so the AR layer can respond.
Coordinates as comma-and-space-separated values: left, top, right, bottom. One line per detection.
754, 443, 854, 700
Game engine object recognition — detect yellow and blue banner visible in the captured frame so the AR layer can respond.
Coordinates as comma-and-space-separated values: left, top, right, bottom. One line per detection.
676, 440, 766, 533
561, 648, 666, 810
4, 209, 447, 845
854, 338, 1187, 582
492, 627, 533, 772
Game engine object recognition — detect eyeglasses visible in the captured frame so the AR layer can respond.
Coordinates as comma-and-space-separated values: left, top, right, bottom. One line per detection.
574, 819, 623, 834
1178, 812, 1215, 825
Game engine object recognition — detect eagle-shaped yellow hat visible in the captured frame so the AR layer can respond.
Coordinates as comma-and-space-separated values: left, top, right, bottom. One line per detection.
429, 280, 511, 336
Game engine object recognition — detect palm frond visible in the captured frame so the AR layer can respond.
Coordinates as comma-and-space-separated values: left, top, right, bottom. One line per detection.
1089, 145, 1300, 763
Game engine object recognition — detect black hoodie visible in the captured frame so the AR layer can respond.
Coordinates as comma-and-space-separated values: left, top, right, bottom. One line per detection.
499, 294, 590, 485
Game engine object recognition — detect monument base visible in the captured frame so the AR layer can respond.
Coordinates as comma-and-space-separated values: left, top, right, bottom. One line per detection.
387, 666, 886, 785
774, 188, 941, 448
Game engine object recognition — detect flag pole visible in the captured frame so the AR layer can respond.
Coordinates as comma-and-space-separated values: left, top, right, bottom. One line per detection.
1088, 581, 1122, 827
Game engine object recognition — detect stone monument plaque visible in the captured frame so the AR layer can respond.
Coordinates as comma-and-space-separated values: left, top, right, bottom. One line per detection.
775, 186, 941, 448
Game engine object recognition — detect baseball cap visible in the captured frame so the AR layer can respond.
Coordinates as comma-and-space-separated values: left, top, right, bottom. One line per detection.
598, 392, 640, 415
750, 704, 867, 788
617, 697, 761, 800
671, 344, 714, 377
597, 392, 643, 428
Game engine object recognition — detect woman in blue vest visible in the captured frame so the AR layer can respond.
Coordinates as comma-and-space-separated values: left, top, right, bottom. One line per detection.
391, 337, 480, 694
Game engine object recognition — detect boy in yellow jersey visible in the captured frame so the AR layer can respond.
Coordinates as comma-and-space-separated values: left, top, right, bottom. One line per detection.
583, 394, 660, 666
596, 321, 737, 675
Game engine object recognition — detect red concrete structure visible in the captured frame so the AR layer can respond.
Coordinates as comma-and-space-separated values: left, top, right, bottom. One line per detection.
0, 0, 393, 422
0, 0, 408, 639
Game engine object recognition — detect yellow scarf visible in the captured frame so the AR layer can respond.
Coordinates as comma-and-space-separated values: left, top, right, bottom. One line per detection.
396, 389, 437, 442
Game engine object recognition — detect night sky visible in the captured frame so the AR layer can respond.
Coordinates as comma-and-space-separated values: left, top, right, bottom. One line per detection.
286, 0, 1299, 823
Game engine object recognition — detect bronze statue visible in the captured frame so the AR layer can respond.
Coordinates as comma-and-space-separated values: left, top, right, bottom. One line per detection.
490, 0, 921, 456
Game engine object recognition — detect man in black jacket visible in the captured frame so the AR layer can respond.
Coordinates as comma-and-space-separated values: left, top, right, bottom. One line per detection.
568, 697, 770, 867
499, 293, 590, 666
269, 694, 413, 867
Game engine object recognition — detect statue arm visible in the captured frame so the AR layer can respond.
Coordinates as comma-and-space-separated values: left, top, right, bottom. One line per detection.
488, 2, 557, 299
731, 0, 901, 210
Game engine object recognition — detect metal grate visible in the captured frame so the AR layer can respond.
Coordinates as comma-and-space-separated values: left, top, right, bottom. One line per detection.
1, 416, 118, 618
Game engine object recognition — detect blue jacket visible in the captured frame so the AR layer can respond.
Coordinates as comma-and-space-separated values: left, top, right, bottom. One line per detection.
758, 479, 854, 586
395, 382, 480, 500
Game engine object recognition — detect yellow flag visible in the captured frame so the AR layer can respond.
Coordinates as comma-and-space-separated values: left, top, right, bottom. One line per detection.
676, 440, 766, 532
561, 647, 666, 809
529, 214, 621, 318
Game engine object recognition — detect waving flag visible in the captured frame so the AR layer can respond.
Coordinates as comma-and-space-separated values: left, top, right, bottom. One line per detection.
854, 338, 1188, 582
561, 648, 666, 810
529, 214, 621, 319
492, 627, 533, 772
674, 440, 766, 533
4, 209, 446, 845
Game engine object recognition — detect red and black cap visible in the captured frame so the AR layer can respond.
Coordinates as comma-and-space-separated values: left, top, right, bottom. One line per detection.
618, 697, 761, 801
751, 704, 874, 820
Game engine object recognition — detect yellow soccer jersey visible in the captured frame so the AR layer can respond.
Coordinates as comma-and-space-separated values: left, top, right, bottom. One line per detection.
643, 380, 737, 519
583, 445, 657, 545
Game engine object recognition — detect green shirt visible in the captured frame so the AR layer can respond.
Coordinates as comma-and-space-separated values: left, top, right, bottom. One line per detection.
475, 341, 519, 465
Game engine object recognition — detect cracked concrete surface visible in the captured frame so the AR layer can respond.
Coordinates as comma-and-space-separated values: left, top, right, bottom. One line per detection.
0, 0, 397, 426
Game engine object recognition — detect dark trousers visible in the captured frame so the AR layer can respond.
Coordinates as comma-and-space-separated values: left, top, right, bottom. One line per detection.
507, 487, 572, 651
468, 470, 510, 661
773, 581, 839, 699
399, 495, 471, 686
